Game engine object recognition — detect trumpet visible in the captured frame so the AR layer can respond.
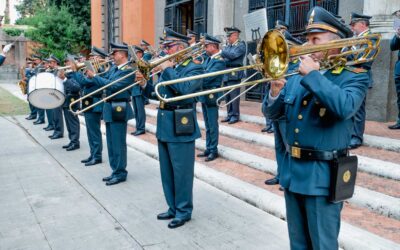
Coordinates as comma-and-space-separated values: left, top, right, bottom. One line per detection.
154, 29, 381, 103
57, 58, 113, 74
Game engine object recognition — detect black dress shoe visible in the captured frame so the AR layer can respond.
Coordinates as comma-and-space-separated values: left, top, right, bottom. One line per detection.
197, 151, 210, 157
25, 115, 37, 120
388, 123, 400, 130
49, 134, 63, 139
228, 118, 239, 124
33, 120, 45, 125
168, 218, 190, 229
157, 212, 175, 220
221, 117, 231, 122
85, 159, 102, 166
133, 130, 145, 136
81, 157, 92, 163
66, 144, 80, 151
266, 127, 274, 133
261, 127, 269, 133
105, 177, 126, 186
44, 126, 55, 131
62, 143, 72, 149
205, 152, 219, 162
265, 177, 279, 185
102, 176, 113, 182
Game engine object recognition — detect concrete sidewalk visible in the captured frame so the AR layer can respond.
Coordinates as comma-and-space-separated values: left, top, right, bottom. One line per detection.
0, 115, 289, 250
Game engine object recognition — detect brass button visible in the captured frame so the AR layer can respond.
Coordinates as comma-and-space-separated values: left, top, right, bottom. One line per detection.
295, 128, 300, 133
303, 100, 308, 106
298, 114, 303, 120
294, 141, 299, 145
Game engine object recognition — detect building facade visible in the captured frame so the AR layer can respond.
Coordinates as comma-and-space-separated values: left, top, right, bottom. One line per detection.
91, 0, 400, 122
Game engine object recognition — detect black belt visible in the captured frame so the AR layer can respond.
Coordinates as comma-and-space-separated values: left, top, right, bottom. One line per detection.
159, 102, 193, 111
286, 145, 348, 161
105, 98, 131, 103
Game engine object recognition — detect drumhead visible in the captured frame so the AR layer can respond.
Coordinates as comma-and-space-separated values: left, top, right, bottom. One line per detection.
29, 89, 65, 109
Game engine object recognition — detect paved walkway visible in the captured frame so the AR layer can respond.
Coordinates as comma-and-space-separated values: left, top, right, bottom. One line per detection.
0, 115, 289, 250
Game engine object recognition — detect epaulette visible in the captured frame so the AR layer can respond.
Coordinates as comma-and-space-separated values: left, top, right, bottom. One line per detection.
331, 66, 344, 74
181, 58, 192, 67
214, 55, 223, 60
120, 65, 132, 70
344, 66, 367, 74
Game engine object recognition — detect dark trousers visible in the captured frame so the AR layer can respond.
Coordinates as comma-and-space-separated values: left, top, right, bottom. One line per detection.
84, 112, 102, 161
351, 97, 366, 143
52, 107, 64, 136
157, 140, 195, 220
63, 108, 80, 145
284, 190, 343, 250
28, 103, 37, 117
132, 95, 146, 132
395, 61, 400, 122
45, 109, 54, 128
105, 122, 128, 180
201, 103, 219, 154
36, 108, 45, 122
224, 80, 240, 119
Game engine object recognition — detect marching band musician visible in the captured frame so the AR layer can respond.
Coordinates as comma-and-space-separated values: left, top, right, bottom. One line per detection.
348, 12, 376, 148
137, 28, 204, 229
389, 11, 400, 130
31, 55, 46, 125
196, 34, 226, 162
42, 58, 56, 132
58, 56, 81, 151
47, 55, 64, 139
266, 7, 369, 249
130, 45, 146, 136
220, 26, 246, 124
186, 29, 198, 47
84, 42, 135, 186
140, 40, 153, 61
24, 59, 38, 121
71, 46, 107, 167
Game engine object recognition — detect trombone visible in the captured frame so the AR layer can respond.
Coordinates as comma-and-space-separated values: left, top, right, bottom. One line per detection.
69, 42, 206, 114
154, 29, 381, 103
57, 58, 113, 74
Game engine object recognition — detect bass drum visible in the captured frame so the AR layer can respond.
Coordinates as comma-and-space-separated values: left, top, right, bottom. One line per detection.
28, 72, 65, 109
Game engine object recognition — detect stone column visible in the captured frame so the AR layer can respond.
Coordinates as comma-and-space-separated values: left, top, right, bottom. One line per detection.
207, 0, 234, 36
364, 0, 400, 121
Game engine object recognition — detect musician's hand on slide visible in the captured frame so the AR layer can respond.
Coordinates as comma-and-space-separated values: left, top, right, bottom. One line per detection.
159, 60, 175, 71
270, 78, 287, 97
136, 71, 146, 86
299, 55, 320, 76
85, 69, 95, 78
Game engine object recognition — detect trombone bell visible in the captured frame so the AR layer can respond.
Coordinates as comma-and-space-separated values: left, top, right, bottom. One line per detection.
260, 30, 289, 79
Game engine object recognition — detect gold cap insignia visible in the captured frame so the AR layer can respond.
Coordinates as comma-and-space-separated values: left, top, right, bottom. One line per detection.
319, 108, 326, 117
308, 9, 315, 25
343, 170, 351, 183
71, 98, 75, 102
116, 106, 122, 112
209, 94, 214, 99
181, 116, 188, 125
85, 100, 89, 105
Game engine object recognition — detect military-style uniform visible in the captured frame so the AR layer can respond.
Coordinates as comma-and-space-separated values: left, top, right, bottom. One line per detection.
221, 27, 246, 123
142, 28, 204, 225
47, 56, 64, 138
91, 43, 135, 182
267, 7, 370, 249
32, 61, 46, 124
198, 34, 226, 160
389, 31, 400, 128
62, 73, 81, 149
25, 66, 38, 119
131, 46, 147, 135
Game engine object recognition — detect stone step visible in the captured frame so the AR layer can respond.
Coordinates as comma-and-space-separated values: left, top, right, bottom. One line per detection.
144, 107, 400, 181
128, 119, 400, 221
84, 118, 399, 250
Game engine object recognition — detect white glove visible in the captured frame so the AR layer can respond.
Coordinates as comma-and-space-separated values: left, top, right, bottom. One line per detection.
2, 43, 13, 54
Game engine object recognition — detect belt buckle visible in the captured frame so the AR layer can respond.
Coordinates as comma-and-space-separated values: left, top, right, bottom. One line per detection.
291, 146, 301, 159
160, 101, 165, 109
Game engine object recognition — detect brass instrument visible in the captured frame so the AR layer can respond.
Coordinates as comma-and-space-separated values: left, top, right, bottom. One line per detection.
17, 67, 27, 95
154, 29, 381, 103
69, 41, 206, 114
58, 58, 112, 74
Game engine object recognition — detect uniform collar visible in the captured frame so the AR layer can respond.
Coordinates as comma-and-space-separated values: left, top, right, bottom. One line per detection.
211, 50, 221, 59
357, 29, 370, 37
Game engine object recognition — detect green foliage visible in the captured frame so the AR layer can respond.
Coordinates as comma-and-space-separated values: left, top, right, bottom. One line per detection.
15, 0, 91, 57
2, 28, 25, 37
